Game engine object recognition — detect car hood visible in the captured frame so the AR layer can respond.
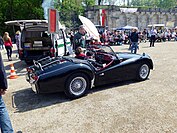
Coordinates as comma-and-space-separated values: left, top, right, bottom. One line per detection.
116, 52, 142, 60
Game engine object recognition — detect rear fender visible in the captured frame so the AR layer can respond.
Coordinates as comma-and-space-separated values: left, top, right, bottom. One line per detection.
38, 63, 94, 80
68, 64, 94, 80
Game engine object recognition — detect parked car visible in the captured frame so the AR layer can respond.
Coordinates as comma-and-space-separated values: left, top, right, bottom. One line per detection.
5, 20, 71, 64
26, 45, 153, 99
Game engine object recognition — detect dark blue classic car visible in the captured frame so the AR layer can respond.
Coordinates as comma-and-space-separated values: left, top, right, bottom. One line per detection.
26, 45, 153, 99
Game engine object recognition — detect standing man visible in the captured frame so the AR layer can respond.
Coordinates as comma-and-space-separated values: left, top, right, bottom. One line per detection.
0, 51, 14, 133
150, 27, 157, 47
73, 25, 86, 51
130, 28, 139, 54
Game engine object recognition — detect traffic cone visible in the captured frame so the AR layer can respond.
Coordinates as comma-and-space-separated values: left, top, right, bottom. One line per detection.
9, 64, 18, 79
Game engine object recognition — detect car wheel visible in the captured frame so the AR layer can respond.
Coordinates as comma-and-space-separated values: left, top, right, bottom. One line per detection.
136, 63, 150, 81
65, 73, 91, 99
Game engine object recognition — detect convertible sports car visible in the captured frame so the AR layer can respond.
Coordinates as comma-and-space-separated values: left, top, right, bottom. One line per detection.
26, 45, 153, 99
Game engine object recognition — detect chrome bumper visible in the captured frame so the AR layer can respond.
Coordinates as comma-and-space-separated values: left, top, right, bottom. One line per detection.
26, 73, 38, 93
31, 83, 37, 93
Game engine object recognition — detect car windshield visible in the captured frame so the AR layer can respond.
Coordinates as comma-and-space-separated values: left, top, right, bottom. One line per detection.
86, 45, 117, 57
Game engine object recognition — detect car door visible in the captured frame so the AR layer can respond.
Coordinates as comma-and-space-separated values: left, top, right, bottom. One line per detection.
94, 61, 125, 86
55, 29, 72, 56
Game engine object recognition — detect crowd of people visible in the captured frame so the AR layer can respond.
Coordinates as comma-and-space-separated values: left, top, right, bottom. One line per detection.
0, 26, 177, 62
68, 25, 177, 54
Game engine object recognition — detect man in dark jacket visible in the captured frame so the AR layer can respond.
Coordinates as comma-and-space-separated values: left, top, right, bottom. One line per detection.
73, 25, 86, 50
130, 28, 139, 54
0, 52, 14, 133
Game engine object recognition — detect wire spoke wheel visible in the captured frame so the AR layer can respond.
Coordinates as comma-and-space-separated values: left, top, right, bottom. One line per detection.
69, 77, 87, 96
139, 64, 149, 80
65, 73, 90, 99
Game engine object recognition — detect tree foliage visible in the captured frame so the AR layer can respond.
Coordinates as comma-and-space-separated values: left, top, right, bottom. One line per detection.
0, 0, 95, 35
130, 0, 176, 8
0, 0, 176, 36
0, 0, 44, 35
54, 0, 95, 28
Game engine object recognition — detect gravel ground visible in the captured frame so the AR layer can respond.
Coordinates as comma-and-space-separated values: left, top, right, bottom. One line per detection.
1, 41, 177, 133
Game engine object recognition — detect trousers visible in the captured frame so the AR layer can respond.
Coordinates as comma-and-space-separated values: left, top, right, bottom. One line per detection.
5, 46, 12, 59
131, 42, 138, 54
0, 96, 14, 133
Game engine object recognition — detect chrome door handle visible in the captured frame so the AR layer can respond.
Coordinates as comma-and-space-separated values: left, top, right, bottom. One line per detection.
99, 73, 104, 76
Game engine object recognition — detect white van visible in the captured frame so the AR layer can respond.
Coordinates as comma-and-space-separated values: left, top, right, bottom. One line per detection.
147, 24, 165, 31
5, 20, 71, 64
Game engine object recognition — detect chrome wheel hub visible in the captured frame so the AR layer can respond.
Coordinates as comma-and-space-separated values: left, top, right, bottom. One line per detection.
140, 64, 149, 79
70, 77, 87, 96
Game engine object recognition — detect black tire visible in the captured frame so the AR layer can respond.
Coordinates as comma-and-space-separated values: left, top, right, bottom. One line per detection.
65, 73, 91, 99
136, 63, 150, 81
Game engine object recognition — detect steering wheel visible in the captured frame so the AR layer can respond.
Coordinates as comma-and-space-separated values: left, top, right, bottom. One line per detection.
95, 52, 114, 64
84, 50, 95, 59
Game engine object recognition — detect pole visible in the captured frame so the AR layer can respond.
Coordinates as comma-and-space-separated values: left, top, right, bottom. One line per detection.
10, 0, 15, 35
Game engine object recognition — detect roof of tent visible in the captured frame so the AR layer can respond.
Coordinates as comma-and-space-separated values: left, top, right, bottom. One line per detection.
116, 25, 138, 30
147, 24, 165, 27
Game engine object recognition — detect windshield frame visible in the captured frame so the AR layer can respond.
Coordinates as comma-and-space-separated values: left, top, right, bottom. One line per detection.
86, 44, 119, 59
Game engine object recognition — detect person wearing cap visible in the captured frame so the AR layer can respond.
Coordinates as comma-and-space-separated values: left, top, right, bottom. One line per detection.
130, 28, 139, 54
0, 51, 14, 133
73, 25, 86, 50
74, 46, 104, 69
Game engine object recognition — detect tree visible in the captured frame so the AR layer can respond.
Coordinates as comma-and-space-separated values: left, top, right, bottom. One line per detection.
157, 0, 176, 9
0, 0, 44, 35
106, 0, 118, 5
83, 0, 95, 7
55, 0, 95, 28
130, 0, 176, 8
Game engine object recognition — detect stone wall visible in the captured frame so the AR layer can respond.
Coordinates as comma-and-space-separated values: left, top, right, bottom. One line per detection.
85, 6, 177, 30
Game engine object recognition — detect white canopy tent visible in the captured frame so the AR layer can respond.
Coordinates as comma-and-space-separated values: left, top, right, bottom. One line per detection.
78, 15, 100, 41
116, 25, 138, 30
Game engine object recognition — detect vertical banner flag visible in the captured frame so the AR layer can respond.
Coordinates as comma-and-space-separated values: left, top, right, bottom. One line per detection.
99, 9, 106, 26
48, 8, 59, 33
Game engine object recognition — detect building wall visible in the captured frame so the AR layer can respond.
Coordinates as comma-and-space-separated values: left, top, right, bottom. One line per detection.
85, 6, 177, 30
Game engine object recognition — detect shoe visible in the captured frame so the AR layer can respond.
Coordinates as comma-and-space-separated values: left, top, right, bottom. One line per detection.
9, 57, 12, 61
